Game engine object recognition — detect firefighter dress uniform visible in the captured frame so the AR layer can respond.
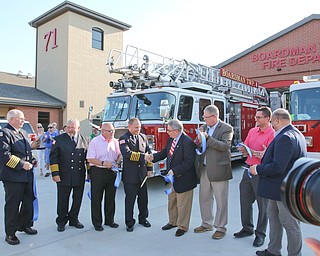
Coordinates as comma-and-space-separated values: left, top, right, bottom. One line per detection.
119, 131, 153, 229
49, 132, 89, 228
0, 124, 36, 238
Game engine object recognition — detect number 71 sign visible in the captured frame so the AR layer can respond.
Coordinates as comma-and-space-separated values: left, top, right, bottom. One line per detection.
44, 28, 58, 51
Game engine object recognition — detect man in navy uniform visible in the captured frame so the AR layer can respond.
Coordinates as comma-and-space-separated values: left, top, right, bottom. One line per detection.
119, 118, 153, 232
50, 118, 89, 232
0, 109, 38, 245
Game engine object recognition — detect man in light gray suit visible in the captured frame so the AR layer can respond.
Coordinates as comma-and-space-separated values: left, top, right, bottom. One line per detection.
194, 105, 233, 240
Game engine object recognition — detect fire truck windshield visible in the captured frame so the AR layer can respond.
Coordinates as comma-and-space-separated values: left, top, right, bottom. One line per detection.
103, 96, 130, 122
290, 88, 320, 121
130, 92, 176, 120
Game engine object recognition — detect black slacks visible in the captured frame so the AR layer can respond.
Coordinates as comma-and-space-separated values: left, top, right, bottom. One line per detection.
90, 166, 117, 227
56, 182, 85, 226
239, 170, 268, 237
3, 181, 34, 235
123, 182, 148, 227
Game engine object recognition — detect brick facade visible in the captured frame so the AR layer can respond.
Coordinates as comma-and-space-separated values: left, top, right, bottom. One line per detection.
221, 18, 320, 90
4, 106, 62, 131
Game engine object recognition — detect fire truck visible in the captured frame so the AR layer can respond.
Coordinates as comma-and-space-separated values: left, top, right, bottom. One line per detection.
289, 75, 320, 159
103, 45, 269, 175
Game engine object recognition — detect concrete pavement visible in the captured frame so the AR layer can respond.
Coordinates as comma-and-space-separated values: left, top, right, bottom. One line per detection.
0, 160, 318, 255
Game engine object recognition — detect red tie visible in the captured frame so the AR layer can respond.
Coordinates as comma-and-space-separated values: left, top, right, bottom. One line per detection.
169, 139, 176, 156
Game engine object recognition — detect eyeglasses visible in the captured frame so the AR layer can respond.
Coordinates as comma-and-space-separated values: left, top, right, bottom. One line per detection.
254, 116, 267, 120
37, 126, 42, 128
167, 129, 177, 133
202, 115, 214, 119
102, 129, 115, 133
48, 127, 53, 129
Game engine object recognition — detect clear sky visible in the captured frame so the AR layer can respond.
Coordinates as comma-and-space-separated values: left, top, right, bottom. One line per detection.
0, 0, 319, 76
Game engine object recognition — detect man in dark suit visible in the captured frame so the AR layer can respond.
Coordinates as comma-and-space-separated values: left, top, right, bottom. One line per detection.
193, 105, 233, 240
119, 118, 153, 232
150, 119, 197, 237
0, 109, 38, 245
250, 108, 307, 256
50, 118, 89, 232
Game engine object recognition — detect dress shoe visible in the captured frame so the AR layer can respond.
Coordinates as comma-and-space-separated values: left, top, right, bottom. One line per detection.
194, 226, 213, 233
126, 226, 134, 232
57, 226, 65, 232
162, 223, 177, 230
5, 234, 20, 245
69, 222, 84, 229
94, 226, 104, 231
175, 229, 186, 237
105, 222, 119, 228
233, 229, 254, 238
139, 220, 151, 227
253, 236, 265, 247
256, 249, 281, 256
18, 227, 38, 235
212, 231, 226, 240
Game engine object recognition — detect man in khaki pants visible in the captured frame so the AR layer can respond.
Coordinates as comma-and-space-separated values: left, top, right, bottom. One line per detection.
150, 119, 197, 237
194, 105, 233, 240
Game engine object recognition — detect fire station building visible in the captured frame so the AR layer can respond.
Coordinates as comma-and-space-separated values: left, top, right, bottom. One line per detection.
216, 14, 320, 93
0, 1, 319, 134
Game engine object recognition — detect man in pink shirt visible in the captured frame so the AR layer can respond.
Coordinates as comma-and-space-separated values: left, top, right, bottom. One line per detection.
234, 106, 274, 247
87, 123, 122, 231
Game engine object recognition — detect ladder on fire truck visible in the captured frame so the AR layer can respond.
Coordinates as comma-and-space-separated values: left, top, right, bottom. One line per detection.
107, 45, 269, 104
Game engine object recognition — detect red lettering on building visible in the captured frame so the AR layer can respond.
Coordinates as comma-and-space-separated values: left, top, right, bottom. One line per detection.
252, 43, 319, 69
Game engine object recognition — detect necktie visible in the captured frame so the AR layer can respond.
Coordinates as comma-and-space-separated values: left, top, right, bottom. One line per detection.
134, 135, 139, 149
169, 139, 176, 157
71, 136, 76, 146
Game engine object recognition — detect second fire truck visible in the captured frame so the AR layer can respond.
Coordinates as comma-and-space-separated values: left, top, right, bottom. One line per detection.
288, 75, 320, 159
103, 45, 269, 175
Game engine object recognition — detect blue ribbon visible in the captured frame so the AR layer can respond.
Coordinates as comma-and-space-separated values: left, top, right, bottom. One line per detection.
241, 166, 252, 179
237, 143, 252, 158
86, 162, 121, 201
161, 173, 174, 195
112, 163, 122, 189
33, 168, 39, 221
85, 179, 91, 200
195, 129, 206, 155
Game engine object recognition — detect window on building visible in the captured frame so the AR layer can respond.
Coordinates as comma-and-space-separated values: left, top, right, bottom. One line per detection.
92, 27, 103, 50
177, 95, 193, 121
80, 100, 84, 108
38, 112, 50, 130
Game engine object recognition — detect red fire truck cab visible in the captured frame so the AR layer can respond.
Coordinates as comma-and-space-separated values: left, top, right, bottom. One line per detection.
102, 46, 269, 175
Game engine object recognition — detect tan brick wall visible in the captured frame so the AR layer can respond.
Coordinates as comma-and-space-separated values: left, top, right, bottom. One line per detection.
222, 20, 320, 87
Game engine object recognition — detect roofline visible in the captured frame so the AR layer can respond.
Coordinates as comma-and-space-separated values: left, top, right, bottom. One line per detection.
0, 99, 65, 109
0, 83, 66, 109
29, 1, 131, 31
216, 14, 320, 68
